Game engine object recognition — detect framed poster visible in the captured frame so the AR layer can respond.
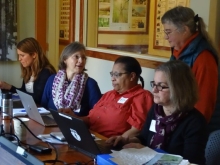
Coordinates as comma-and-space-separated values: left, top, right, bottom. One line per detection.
98, 0, 149, 34
59, 0, 75, 44
153, 0, 189, 50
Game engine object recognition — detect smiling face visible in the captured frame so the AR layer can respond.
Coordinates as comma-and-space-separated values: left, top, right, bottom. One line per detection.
152, 71, 171, 106
64, 50, 86, 74
111, 63, 135, 94
17, 49, 36, 68
163, 22, 189, 50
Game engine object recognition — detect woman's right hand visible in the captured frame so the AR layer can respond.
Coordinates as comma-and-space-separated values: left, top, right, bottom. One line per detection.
106, 136, 128, 147
0, 81, 11, 90
58, 108, 75, 116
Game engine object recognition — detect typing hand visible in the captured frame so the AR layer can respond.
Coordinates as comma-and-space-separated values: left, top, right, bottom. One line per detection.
123, 142, 144, 149
58, 108, 75, 116
0, 81, 11, 90
106, 136, 128, 148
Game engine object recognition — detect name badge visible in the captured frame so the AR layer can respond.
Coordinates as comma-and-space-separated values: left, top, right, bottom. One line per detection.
149, 120, 156, 133
74, 105, 81, 113
117, 97, 128, 104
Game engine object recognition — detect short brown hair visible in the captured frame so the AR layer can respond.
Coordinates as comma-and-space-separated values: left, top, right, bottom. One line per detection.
59, 41, 86, 70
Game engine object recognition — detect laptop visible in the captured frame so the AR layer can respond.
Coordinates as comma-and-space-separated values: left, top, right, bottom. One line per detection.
16, 89, 57, 126
0, 136, 44, 165
50, 109, 112, 158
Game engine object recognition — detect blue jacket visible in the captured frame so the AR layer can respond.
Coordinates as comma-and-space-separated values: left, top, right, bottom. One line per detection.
41, 74, 102, 116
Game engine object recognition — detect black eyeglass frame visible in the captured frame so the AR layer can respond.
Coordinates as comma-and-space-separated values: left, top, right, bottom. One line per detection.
163, 28, 178, 37
150, 81, 169, 91
110, 72, 129, 78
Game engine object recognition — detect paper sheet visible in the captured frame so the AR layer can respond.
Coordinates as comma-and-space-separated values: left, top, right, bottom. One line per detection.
37, 134, 67, 144
110, 147, 157, 165
13, 107, 50, 116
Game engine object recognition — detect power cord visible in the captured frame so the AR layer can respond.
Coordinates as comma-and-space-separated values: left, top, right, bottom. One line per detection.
1, 112, 94, 165
1, 112, 60, 164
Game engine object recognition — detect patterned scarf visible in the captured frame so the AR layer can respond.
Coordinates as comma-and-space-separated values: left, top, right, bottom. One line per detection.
52, 70, 88, 110
150, 104, 186, 149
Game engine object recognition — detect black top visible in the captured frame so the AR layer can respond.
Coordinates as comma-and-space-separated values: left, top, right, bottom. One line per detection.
137, 104, 208, 165
3, 68, 54, 105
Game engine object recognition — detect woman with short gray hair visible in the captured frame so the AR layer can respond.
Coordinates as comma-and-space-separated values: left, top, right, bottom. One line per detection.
161, 6, 219, 129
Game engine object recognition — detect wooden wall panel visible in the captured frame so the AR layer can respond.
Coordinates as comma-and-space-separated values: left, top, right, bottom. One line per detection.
35, 0, 47, 51
86, 50, 164, 69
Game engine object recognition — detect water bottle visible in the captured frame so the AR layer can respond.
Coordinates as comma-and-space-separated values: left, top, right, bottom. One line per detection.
2, 92, 13, 119
0, 107, 3, 135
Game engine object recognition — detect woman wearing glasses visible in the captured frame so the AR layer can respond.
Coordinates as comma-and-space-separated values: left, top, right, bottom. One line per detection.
41, 42, 102, 116
161, 6, 219, 131
60, 56, 153, 138
107, 60, 207, 164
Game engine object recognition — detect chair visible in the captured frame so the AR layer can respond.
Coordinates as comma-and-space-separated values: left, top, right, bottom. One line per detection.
205, 129, 220, 165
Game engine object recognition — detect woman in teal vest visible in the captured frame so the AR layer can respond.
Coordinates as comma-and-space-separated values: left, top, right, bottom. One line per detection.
161, 6, 219, 133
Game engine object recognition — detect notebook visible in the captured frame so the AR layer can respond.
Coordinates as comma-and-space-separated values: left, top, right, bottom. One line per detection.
50, 109, 112, 158
0, 136, 44, 165
16, 89, 57, 127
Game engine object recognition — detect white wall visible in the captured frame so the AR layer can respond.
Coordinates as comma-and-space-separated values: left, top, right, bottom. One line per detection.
85, 57, 155, 93
190, 0, 210, 29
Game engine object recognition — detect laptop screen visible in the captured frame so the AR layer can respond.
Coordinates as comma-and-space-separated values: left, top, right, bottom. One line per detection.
0, 137, 44, 165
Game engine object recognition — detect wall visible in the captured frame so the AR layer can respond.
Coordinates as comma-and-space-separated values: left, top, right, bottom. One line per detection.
86, 57, 155, 93
47, 0, 60, 69
1, 0, 219, 94
80, 0, 218, 93
0, 0, 35, 87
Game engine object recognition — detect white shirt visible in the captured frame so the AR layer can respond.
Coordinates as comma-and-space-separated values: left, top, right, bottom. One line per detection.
25, 76, 34, 93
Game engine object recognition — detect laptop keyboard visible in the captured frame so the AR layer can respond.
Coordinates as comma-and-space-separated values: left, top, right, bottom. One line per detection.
42, 116, 56, 125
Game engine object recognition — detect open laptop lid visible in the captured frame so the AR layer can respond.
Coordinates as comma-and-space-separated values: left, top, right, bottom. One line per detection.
16, 89, 45, 126
0, 136, 44, 165
50, 109, 103, 158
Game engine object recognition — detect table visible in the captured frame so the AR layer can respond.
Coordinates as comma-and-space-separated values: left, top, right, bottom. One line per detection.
3, 118, 106, 165
11, 101, 103, 164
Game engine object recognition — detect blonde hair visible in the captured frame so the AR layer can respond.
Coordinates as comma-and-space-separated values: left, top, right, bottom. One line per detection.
156, 60, 198, 111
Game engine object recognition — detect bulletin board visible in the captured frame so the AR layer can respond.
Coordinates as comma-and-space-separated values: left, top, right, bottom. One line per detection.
153, 0, 189, 50
98, 0, 149, 34
59, 0, 75, 44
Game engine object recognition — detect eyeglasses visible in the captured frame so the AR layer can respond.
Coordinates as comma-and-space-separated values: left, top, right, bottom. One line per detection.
163, 28, 178, 37
150, 81, 169, 91
110, 72, 128, 78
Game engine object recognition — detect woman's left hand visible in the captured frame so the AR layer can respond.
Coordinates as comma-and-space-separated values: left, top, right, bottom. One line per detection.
58, 108, 75, 116
123, 142, 145, 149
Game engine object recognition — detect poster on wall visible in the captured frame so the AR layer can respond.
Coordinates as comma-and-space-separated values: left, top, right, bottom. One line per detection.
59, 0, 74, 44
0, 0, 17, 61
98, 0, 149, 34
153, 0, 189, 50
